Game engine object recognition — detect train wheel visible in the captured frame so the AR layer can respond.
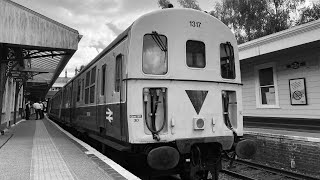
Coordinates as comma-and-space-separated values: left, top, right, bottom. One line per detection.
179, 158, 221, 179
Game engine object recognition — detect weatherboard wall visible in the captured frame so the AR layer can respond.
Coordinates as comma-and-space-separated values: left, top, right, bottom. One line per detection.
240, 48, 320, 119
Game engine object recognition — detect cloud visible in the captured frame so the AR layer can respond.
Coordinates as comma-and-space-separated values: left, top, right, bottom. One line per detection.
105, 22, 123, 36
11, 0, 218, 78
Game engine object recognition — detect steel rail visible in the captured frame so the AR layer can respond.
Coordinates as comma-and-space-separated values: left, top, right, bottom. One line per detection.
235, 159, 319, 180
220, 169, 257, 180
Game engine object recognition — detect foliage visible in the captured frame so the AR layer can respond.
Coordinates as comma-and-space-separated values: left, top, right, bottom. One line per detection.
177, 0, 201, 10
297, 3, 320, 25
156, 0, 315, 44
157, 0, 172, 9
157, 0, 201, 10
210, 0, 306, 44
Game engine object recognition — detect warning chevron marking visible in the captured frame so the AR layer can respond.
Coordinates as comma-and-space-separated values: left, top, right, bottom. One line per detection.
185, 90, 208, 114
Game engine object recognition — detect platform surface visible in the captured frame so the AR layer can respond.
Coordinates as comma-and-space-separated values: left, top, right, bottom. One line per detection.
0, 116, 139, 180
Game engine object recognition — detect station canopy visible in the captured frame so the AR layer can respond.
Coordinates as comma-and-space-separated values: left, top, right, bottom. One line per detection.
0, 0, 81, 101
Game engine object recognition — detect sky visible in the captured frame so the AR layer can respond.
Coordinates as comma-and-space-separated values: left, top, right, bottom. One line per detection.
12, 0, 220, 78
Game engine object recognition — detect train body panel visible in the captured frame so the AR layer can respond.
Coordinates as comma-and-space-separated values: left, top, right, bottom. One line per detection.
126, 80, 243, 149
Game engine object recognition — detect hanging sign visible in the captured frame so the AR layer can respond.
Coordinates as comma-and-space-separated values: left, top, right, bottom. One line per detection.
289, 78, 307, 105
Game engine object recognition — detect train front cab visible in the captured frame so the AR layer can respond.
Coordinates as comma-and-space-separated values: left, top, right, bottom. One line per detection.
125, 9, 256, 179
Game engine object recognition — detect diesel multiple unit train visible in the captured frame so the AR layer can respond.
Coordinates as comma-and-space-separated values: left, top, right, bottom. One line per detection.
48, 7, 256, 180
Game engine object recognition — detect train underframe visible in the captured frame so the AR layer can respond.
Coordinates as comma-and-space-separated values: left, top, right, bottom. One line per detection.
49, 115, 255, 180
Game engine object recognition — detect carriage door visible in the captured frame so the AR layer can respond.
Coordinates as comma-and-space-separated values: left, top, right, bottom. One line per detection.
106, 54, 124, 140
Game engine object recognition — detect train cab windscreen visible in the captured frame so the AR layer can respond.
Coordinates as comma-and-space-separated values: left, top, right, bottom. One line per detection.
186, 40, 206, 68
142, 33, 168, 75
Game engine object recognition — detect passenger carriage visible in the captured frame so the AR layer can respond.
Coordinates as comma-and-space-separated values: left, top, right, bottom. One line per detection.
48, 7, 256, 180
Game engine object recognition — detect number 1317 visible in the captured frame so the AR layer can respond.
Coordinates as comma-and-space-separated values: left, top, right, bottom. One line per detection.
190, 21, 201, 28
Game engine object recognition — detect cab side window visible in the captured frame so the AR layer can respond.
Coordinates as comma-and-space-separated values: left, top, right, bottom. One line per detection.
142, 34, 168, 75
220, 42, 235, 79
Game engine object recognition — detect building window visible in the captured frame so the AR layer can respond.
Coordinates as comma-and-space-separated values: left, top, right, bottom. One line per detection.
220, 42, 235, 79
186, 40, 206, 68
255, 63, 279, 108
142, 33, 168, 75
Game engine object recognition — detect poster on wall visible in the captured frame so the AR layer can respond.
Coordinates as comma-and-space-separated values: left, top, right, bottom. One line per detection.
289, 78, 307, 105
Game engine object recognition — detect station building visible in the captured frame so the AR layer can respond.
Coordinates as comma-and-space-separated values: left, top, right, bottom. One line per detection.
0, 0, 80, 132
239, 19, 320, 129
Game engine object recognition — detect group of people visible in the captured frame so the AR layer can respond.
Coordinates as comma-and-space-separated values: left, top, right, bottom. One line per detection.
25, 100, 46, 120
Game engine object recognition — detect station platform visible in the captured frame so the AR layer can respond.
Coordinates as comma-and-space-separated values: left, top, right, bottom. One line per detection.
244, 127, 320, 178
0, 115, 139, 180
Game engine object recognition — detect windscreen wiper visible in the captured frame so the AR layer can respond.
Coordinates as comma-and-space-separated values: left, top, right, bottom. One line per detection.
151, 31, 167, 52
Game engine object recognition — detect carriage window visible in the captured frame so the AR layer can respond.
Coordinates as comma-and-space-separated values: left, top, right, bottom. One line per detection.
91, 67, 96, 84
186, 40, 206, 68
220, 42, 235, 79
101, 64, 106, 95
115, 55, 122, 92
82, 79, 85, 101
86, 71, 90, 87
89, 66, 96, 103
142, 34, 168, 75
77, 79, 81, 102
85, 88, 89, 104
84, 67, 96, 104
85, 71, 90, 104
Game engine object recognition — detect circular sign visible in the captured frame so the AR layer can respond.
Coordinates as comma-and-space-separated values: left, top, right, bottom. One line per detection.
292, 90, 303, 100
291, 62, 300, 69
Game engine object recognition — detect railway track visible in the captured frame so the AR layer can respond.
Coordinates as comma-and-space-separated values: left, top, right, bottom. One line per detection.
220, 159, 319, 180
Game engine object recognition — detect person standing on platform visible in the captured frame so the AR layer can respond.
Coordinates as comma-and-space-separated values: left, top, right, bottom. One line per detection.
39, 101, 44, 119
25, 101, 31, 120
33, 101, 41, 120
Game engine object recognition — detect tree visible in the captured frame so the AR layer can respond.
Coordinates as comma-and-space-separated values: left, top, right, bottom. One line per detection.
210, 0, 305, 44
178, 0, 201, 10
158, 0, 172, 9
157, 0, 201, 10
297, 3, 320, 25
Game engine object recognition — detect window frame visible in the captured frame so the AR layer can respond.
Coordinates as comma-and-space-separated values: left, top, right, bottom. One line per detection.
186, 40, 206, 69
254, 63, 280, 108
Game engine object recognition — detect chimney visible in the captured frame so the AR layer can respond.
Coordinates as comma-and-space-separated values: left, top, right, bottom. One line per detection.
75, 67, 78, 75
65, 70, 67, 78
